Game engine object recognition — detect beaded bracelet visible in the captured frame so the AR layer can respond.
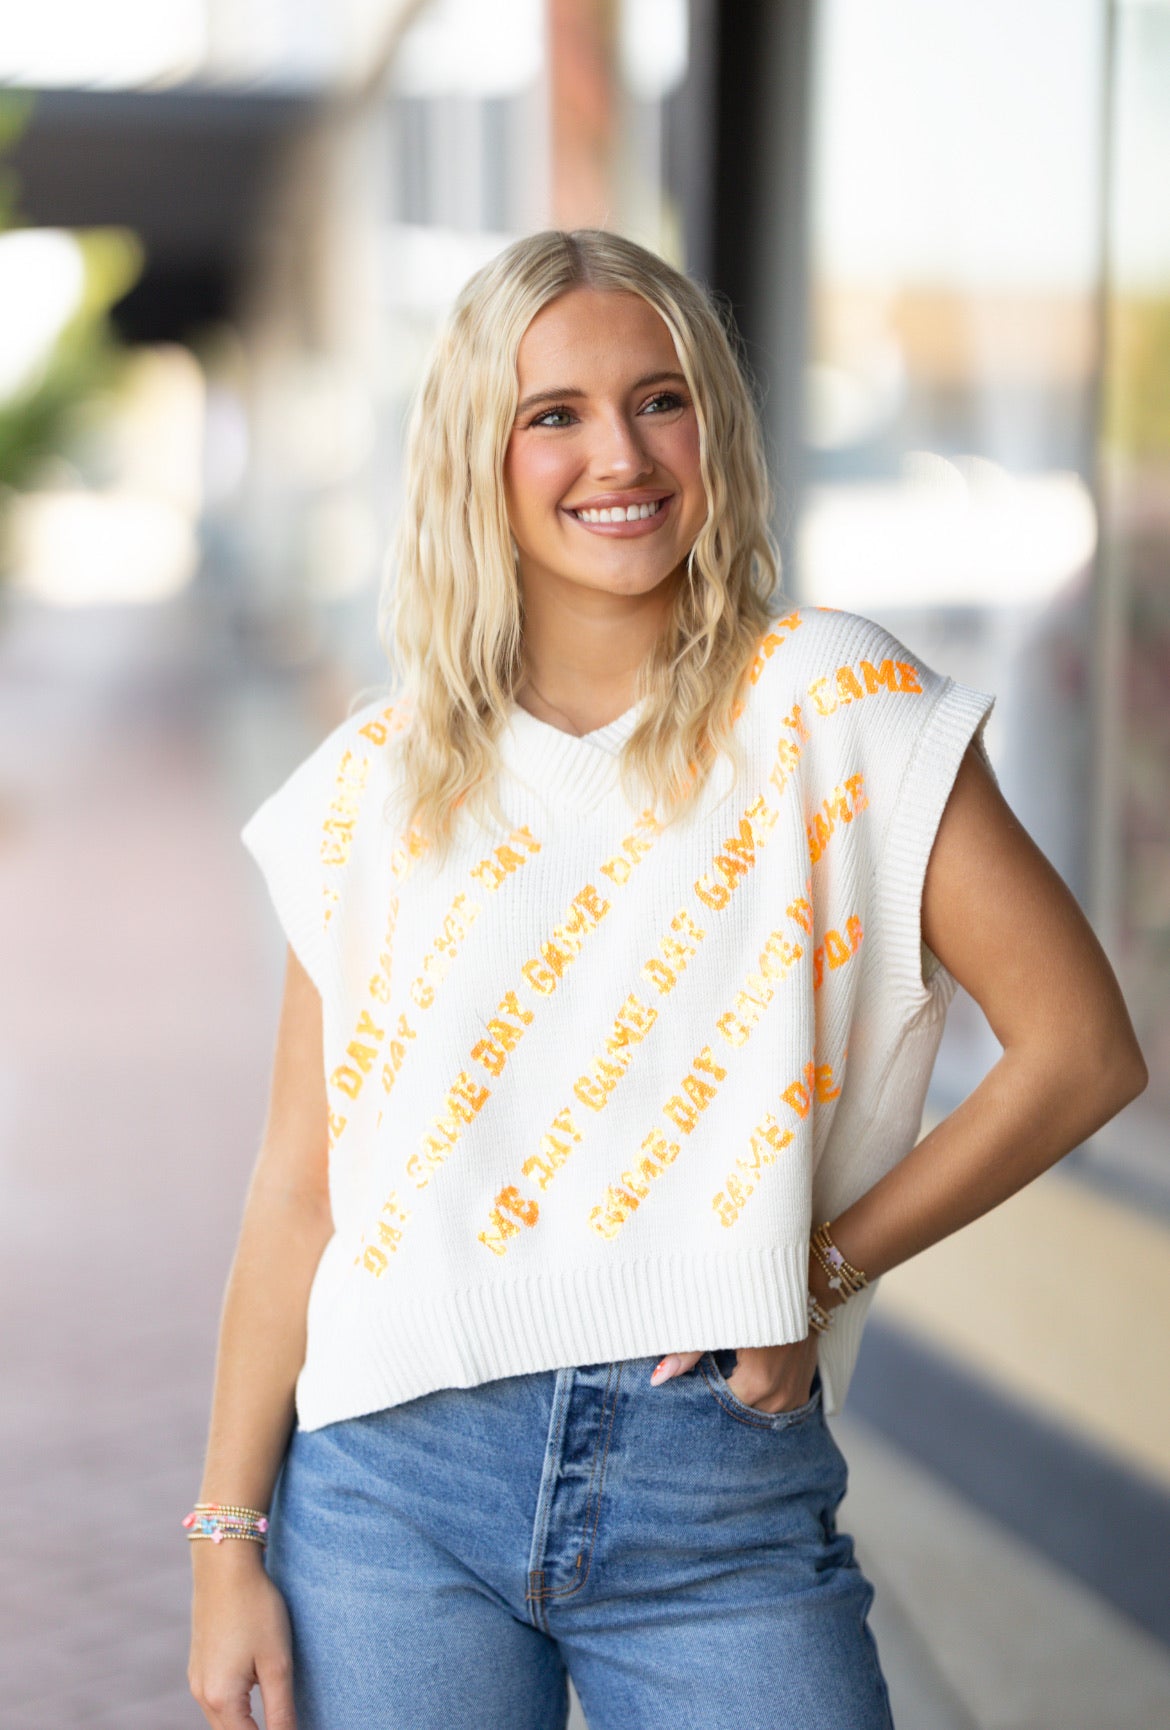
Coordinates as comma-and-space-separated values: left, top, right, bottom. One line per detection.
810, 1221, 868, 1301
807, 1291, 834, 1335
182, 1501, 269, 1546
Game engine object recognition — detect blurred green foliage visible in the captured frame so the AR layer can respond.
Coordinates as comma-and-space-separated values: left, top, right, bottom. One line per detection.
0, 91, 32, 228
0, 230, 145, 495
0, 91, 144, 517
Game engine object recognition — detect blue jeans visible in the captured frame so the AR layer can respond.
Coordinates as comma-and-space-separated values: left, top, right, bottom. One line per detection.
264, 1350, 894, 1729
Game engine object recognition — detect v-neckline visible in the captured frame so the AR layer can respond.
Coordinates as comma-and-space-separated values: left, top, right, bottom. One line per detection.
509, 699, 643, 747
501, 698, 646, 814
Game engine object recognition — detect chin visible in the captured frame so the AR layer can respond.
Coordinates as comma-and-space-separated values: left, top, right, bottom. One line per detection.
579, 564, 680, 598
525, 545, 684, 599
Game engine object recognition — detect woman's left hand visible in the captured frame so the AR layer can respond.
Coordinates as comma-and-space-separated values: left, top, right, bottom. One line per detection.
650, 1334, 819, 1413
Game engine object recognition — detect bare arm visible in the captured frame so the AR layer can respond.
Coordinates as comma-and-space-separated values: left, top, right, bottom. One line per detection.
188, 944, 334, 1730
815, 743, 1148, 1289
654, 743, 1147, 1410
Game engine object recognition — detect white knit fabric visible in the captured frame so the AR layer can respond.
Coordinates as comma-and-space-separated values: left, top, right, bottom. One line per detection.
241, 605, 994, 1432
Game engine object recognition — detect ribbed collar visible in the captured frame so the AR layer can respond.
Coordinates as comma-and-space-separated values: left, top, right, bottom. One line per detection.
499, 698, 646, 814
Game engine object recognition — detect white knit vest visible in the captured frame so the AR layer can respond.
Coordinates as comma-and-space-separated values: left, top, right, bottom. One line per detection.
241, 605, 993, 1432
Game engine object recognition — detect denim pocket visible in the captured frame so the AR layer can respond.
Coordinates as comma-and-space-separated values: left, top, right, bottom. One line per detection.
699, 1350, 823, 1432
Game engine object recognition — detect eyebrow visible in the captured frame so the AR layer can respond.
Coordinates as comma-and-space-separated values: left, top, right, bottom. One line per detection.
515, 370, 689, 417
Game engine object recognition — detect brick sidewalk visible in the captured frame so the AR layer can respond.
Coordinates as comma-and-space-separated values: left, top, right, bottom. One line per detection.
0, 596, 296, 1728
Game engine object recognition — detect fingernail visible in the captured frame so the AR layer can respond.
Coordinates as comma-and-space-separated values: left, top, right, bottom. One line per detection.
650, 1355, 679, 1385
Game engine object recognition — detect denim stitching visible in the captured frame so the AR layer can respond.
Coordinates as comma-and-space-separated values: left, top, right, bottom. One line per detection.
576, 1361, 615, 1560
528, 1361, 623, 1603
525, 1366, 576, 1625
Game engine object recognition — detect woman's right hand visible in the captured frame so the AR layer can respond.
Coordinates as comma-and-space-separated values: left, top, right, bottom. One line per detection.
188, 1544, 297, 1730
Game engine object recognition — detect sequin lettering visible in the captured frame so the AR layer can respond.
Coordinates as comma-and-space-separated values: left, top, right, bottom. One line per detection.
381, 828, 431, 899
367, 895, 400, 1005
521, 1108, 586, 1191
662, 1045, 730, 1134
325, 811, 431, 1143
380, 1011, 418, 1098
715, 928, 804, 1047
781, 1061, 843, 1118
519, 884, 612, 997
405, 1071, 492, 1190
712, 1060, 844, 1227
695, 794, 779, 910
587, 1128, 681, 1240
328, 1008, 387, 1098
599, 808, 665, 886
747, 610, 803, 684
711, 1116, 795, 1227
411, 893, 482, 1008
809, 659, 924, 717
813, 915, 865, 990
357, 1190, 414, 1276
320, 749, 370, 871
807, 774, 868, 865
363, 825, 661, 1274
477, 1184, 541, 1258
469, 825, 542, 891
787, 893, 814, 935
469, 989, 538, 1077
356, 699, 413, 749
641, 907, 708, 995
574, 994, 659, 1111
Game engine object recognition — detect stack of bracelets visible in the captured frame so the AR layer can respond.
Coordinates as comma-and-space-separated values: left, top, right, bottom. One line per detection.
806, 1220, 868, 1334
182, 1502, 269, 1547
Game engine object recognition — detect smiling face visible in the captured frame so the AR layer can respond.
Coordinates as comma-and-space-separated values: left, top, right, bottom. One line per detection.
503, 287, 708, 609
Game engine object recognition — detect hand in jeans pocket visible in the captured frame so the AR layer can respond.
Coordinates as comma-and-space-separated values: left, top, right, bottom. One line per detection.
651, 1334, 820, 1414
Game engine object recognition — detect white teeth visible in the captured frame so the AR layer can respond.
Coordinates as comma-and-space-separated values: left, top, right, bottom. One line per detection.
573, 499, 664, 524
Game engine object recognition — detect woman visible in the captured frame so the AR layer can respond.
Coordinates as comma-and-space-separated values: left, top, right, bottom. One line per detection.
186, 229, 1146, 1730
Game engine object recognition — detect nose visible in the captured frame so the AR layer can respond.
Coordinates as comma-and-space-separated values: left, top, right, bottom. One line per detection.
590, 410, 654, 483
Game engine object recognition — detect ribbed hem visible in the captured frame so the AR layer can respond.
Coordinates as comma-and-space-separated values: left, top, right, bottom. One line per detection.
294, 1245, 813, 1432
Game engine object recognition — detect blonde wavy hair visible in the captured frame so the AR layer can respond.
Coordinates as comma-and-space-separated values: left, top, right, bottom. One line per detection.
378, 228, 783, 862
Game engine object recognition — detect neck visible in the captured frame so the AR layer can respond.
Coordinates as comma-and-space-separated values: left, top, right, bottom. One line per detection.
515, 571, 677, 734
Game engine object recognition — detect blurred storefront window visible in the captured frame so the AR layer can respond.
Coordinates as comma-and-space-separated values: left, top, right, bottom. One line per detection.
1096, 0, 1170, 1184
797, 0, 1169, 1194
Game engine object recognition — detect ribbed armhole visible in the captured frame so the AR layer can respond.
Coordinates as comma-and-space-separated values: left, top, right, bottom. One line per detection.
880, 680, 996, 1015
240, 801, 328, 999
